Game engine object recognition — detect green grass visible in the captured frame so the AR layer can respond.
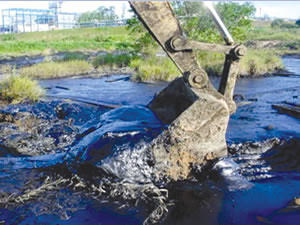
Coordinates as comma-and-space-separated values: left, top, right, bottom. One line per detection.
20, 60, 94, 79
196, 49, 283, 77
0, 74, 44, 104
130, 56, 181, 82
58, 52, 88, 62
246, 21, 300, 53
248, 20, 300, 42
239, 49, 283, 76
248, 27, 300, 42
0, 21, 296, 81
197, 51, 225, 76
93, 53, 137, 69
0, 27, 134, 57
126, 20, 293, 81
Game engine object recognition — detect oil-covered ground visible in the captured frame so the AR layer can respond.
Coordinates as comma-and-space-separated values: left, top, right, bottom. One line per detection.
0, 56, 299, 225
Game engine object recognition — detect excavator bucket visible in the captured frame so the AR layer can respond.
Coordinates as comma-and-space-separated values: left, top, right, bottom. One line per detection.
130, 1, 245, 181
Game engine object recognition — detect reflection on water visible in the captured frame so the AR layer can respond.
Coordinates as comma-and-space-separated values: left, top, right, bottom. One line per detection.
282, 55, 300, 76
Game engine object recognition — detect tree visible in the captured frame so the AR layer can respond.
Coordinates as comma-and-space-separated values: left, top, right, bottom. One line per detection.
172, 1, 256, 43
128, 1, 255, 51
126, 12, 158, 54
271, 19, 285, 28
78, 6, 118, 23
296, 19, 300, 26
216, 2, 256, 42
127, 2, 255, 54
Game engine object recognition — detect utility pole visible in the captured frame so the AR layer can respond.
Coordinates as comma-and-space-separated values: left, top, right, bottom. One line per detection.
121, 3, 126, 20
22, 9, 25, 32
30, 13, 32, 32
2, 10, 4, 31
260, 8, 262, 18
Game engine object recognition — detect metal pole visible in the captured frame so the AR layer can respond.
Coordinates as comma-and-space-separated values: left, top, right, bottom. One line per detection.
15, 10, 18, 33
204, 2, 234, 45
2, 12, 4, 31
9, 9, 11, 33
30, 13, 32, 32
22, 9, 25, 32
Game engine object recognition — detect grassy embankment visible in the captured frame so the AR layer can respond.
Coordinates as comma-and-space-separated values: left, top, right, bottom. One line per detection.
0, 23, 299, 103
1, 24, 298, 80
0, 27, 134, 78
94, 22, 299, 80
248, 20, 300, 52
0, 27, 132, 102
169, 21, 300, 79
0, 27, 133, 57
20, 60, 93, 79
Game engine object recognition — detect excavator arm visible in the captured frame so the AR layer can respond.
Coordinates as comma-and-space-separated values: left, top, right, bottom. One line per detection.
130, 1, 246, 115
129, 1, 246, 181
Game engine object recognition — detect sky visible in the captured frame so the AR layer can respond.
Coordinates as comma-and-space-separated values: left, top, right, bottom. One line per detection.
0, 1, 299, 20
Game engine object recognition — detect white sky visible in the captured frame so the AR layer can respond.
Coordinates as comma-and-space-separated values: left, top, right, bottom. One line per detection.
0, 1, 299, 20
0, 1, 131, 15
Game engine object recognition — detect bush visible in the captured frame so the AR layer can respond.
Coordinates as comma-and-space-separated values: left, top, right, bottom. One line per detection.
77, 6, 118, 23
1, 34, 16, 41
130, 56, 180, 82
126, 16, 158, 54
271, 19, 285, 28
284, 41, 300, 50
0, 74, 44, 103
60, 52, 88, 61
196, 49, 283, 77
92, 53, 137, 68
173, 2, 256, 43
239, 49, 283, 76
197, 51, 224, 76
20, 60, 93, 79
280, 23, 298, 29
129, 50, 282, 81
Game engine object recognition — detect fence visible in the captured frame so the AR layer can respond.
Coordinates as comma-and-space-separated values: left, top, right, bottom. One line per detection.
0, 8, 127, 33
76, 19, 127, 28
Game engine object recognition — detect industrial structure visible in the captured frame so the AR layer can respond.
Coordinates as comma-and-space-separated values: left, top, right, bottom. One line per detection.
1, 1, 78, 33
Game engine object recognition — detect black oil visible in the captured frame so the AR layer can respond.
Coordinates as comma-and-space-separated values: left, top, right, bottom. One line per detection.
0, 56, 300, 225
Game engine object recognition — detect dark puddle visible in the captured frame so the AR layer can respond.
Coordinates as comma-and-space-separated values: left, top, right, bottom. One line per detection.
0, 57, 300, 224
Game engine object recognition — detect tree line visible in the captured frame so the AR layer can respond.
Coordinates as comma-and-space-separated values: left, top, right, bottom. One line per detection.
77, 6, 118, 23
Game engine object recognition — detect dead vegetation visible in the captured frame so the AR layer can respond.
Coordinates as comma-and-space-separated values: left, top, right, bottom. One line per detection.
0, 173, 170, 225
19, 60, 94, 79
0, 74, 44, 104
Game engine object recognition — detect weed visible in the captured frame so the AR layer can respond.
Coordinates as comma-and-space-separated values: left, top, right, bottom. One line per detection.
93, 53, 136, 69
0, 74, 44, 103
20, 60, 93, 79
0, 27, 135, 56
0, 65, 13, 74
1, 34, 16, 41
195, 49, 283, 77
60, 52, 88, 61
130, 56, 180, 82
197, 51, 225, 76
239, 49, 283, 76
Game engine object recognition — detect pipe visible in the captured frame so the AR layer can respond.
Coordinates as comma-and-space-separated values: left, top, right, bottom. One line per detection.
204, 2, 234, 45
